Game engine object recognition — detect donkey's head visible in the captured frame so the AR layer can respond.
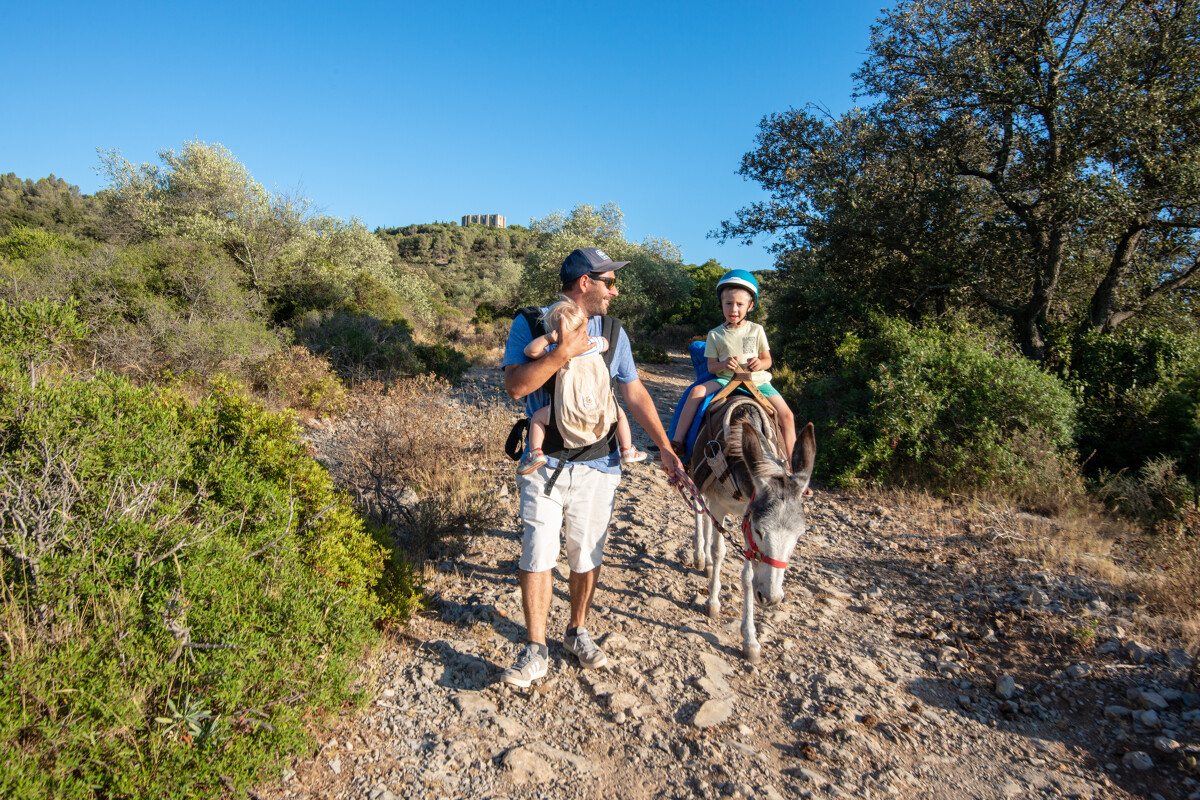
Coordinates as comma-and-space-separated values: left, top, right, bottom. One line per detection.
730, 421, 816, 607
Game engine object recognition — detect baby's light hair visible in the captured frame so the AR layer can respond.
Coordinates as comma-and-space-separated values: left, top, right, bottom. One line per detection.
543, 295, 587, 332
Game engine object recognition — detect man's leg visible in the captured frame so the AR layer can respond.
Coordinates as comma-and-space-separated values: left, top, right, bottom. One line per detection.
568, 566, 600, 629
503, 469, 564, 687
519, 568, 552, 645
561, 465, 620, 669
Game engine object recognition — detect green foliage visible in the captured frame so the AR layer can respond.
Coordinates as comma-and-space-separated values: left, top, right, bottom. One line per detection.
666, 260, 730, 332
294, 310, 421, 380
412, 342, 471, 383
1096, 456, 1197, 531
0, 173, 103, 239
800, 315, 1081, 504
252, 345, 348, 415
632, 341, 671, 364
522, 203, 693, 333
0, 225, 88, 261
0, 297, 86, 372
721, 0, 1200, 361
1070, 328, 1200, 480
0, 306, 420, 798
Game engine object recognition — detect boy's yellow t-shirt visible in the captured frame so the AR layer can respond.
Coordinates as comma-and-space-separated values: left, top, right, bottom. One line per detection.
704, 321, 771, 383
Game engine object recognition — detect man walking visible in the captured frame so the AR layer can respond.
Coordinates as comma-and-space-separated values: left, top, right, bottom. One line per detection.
501, 247, 685, 686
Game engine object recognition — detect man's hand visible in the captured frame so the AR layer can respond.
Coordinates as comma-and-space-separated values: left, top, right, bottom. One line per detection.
557, 320, 591, 360
659, 447, 686, 483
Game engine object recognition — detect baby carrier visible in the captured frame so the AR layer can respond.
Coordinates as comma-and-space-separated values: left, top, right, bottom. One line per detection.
505, 307, 623, 493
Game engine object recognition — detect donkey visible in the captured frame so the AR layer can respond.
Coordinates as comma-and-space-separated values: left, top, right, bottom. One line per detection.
688, 398, 816, 662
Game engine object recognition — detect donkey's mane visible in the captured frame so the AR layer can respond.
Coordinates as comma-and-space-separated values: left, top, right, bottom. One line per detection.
725, 401, 787, 482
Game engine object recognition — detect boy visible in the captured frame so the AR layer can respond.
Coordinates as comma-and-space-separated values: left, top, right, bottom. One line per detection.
518, 296, 647, 475
670, 270, 796, 459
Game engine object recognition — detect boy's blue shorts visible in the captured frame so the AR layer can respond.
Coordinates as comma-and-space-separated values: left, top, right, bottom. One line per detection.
714, 377, 781, 398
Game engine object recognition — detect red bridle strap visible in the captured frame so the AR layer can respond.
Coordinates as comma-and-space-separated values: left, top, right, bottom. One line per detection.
741, 491, 788, 568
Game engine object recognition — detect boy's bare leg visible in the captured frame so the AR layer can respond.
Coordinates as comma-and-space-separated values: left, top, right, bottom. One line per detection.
767, 394, 796, 459
528, 405, 550, 452
673, 381, 721, 448
616, 408, 633, 452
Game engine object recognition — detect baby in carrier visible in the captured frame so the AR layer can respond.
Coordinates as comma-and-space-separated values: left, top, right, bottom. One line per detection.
517, 297, 648, 475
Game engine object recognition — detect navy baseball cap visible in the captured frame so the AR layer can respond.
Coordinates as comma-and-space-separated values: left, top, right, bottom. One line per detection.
560, 247, 630, 283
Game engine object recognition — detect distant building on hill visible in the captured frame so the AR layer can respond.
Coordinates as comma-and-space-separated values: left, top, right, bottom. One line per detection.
462, 214, 506, 228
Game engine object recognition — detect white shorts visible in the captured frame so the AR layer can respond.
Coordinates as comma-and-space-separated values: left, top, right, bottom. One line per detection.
517, 462, 621, 574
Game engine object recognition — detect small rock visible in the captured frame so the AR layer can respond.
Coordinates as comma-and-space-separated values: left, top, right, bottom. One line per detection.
1169, 648, 1194, 669
1104, 705, 1132, 718
1066, 663, 1091, 679
1154, 736, 1181, 754
957, 695, 973, 710
503, 745, 554, 784
1136, 690, 1169, 711
995, 674, 1017, 700
1123, 640, 1156, 664
1137, 709, 1161, 728
693, 698, 734, 728
1122, 750, 1154, 771
1097, 639, 1122, 655
609, 692, 639, 714
328, 757, 342, 775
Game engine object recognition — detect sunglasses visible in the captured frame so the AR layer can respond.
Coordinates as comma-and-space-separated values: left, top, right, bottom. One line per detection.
588, 274, 617, 289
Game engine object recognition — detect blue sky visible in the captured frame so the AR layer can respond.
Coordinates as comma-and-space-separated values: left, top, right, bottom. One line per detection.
5, 1, 886, 271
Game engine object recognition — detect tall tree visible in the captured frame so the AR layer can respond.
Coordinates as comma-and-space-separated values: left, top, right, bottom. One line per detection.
721, 0, 1200, 361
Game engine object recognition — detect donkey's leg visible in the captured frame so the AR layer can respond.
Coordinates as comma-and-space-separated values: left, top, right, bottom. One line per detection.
693, 509, 707, 575
706, 516, 725, 619
740, 559, 761, 663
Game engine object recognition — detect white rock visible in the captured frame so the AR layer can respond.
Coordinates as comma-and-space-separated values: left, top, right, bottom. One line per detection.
693, 698, 734, 728
503, 745, 553, 784
995, 674, 1017, 700
1122, 750, 1154, 770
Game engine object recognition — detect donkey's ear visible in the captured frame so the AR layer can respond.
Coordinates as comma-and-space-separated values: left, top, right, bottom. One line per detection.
740, 422, 776, 483
791, 422, 816, 493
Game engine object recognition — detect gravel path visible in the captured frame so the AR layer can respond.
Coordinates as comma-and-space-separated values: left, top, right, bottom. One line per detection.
258, 356, 1199, 800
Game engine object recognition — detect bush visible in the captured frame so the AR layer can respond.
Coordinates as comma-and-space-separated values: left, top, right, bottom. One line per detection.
413, 342, 470, 383
252, 345, 348, 416
294, 309, 420, 380
799, 315, 1082, 506
1071, 327, 1200, 482
0, 305, 420, 798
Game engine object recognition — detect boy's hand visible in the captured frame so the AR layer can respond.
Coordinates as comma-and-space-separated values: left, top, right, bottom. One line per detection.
720, 356, 740, 372
744, 356, 762, 371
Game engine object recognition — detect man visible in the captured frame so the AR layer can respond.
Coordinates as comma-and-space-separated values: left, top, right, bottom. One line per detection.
501, 247, 686, 687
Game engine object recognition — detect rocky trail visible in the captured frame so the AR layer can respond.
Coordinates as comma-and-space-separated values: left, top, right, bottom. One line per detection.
259, 355, 1200, 800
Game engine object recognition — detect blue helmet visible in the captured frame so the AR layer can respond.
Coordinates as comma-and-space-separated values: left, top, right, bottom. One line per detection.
715, 269, 759, 306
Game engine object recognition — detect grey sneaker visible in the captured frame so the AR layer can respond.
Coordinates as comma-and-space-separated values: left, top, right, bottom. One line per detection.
501, 644, 548, 687
563, 627, 607, 669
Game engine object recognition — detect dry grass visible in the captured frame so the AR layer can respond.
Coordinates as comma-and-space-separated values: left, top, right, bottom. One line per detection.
875, 487, 1200, 652
333, 374, 512, 561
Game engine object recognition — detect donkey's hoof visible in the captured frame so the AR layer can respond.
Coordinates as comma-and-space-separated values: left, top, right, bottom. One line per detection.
703, 565, 713, 579
706, 602, 720, 619
744, 644, 761, 664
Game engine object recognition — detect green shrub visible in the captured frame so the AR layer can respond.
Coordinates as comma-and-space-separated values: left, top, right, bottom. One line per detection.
632, 341, 671, 364
0, 306, 421, 798
1071, 328, 1200, 482
252, 345, 348, 416
412, 342, 470, 383
799, 315, 1081, 505
294, 309, 420, 380
0, 225, 87, 261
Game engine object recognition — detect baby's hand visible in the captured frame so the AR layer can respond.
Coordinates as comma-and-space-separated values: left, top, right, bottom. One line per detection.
547, 330, 560, 344
597, 336, 609, 353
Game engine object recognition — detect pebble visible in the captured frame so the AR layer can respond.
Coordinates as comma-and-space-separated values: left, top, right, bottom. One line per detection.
995, 674, 1017, 700
1122, 750, 1154, 770
693, 698, 734, 728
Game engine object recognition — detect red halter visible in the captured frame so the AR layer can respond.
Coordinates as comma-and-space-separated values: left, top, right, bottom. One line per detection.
741, 491, 789, 569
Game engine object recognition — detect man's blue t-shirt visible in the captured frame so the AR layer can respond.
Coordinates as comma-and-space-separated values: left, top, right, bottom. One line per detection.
503, 310, 638, 475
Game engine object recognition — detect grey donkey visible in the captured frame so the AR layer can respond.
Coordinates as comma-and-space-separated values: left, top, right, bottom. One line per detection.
688, 399, 816, 662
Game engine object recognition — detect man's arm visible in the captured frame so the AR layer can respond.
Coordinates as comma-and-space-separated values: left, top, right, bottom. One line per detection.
505, 317, 590, 400
620, 378, 685, 479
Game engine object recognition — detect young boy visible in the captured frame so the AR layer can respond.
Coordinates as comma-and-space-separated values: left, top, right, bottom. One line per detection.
518, 296, 647, 475
670, 270, 796, 459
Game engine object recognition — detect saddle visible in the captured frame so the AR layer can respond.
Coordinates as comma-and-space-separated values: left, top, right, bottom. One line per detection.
689, 395, 784, 503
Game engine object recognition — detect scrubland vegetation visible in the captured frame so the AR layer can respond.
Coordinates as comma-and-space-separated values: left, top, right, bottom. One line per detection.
1, 0, 1198, 793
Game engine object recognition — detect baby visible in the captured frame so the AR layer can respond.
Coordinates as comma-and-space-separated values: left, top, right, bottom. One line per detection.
518, 296, 647, 475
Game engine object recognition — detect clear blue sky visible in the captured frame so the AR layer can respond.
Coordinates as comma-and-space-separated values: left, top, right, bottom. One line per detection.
4, 1, 887, 271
